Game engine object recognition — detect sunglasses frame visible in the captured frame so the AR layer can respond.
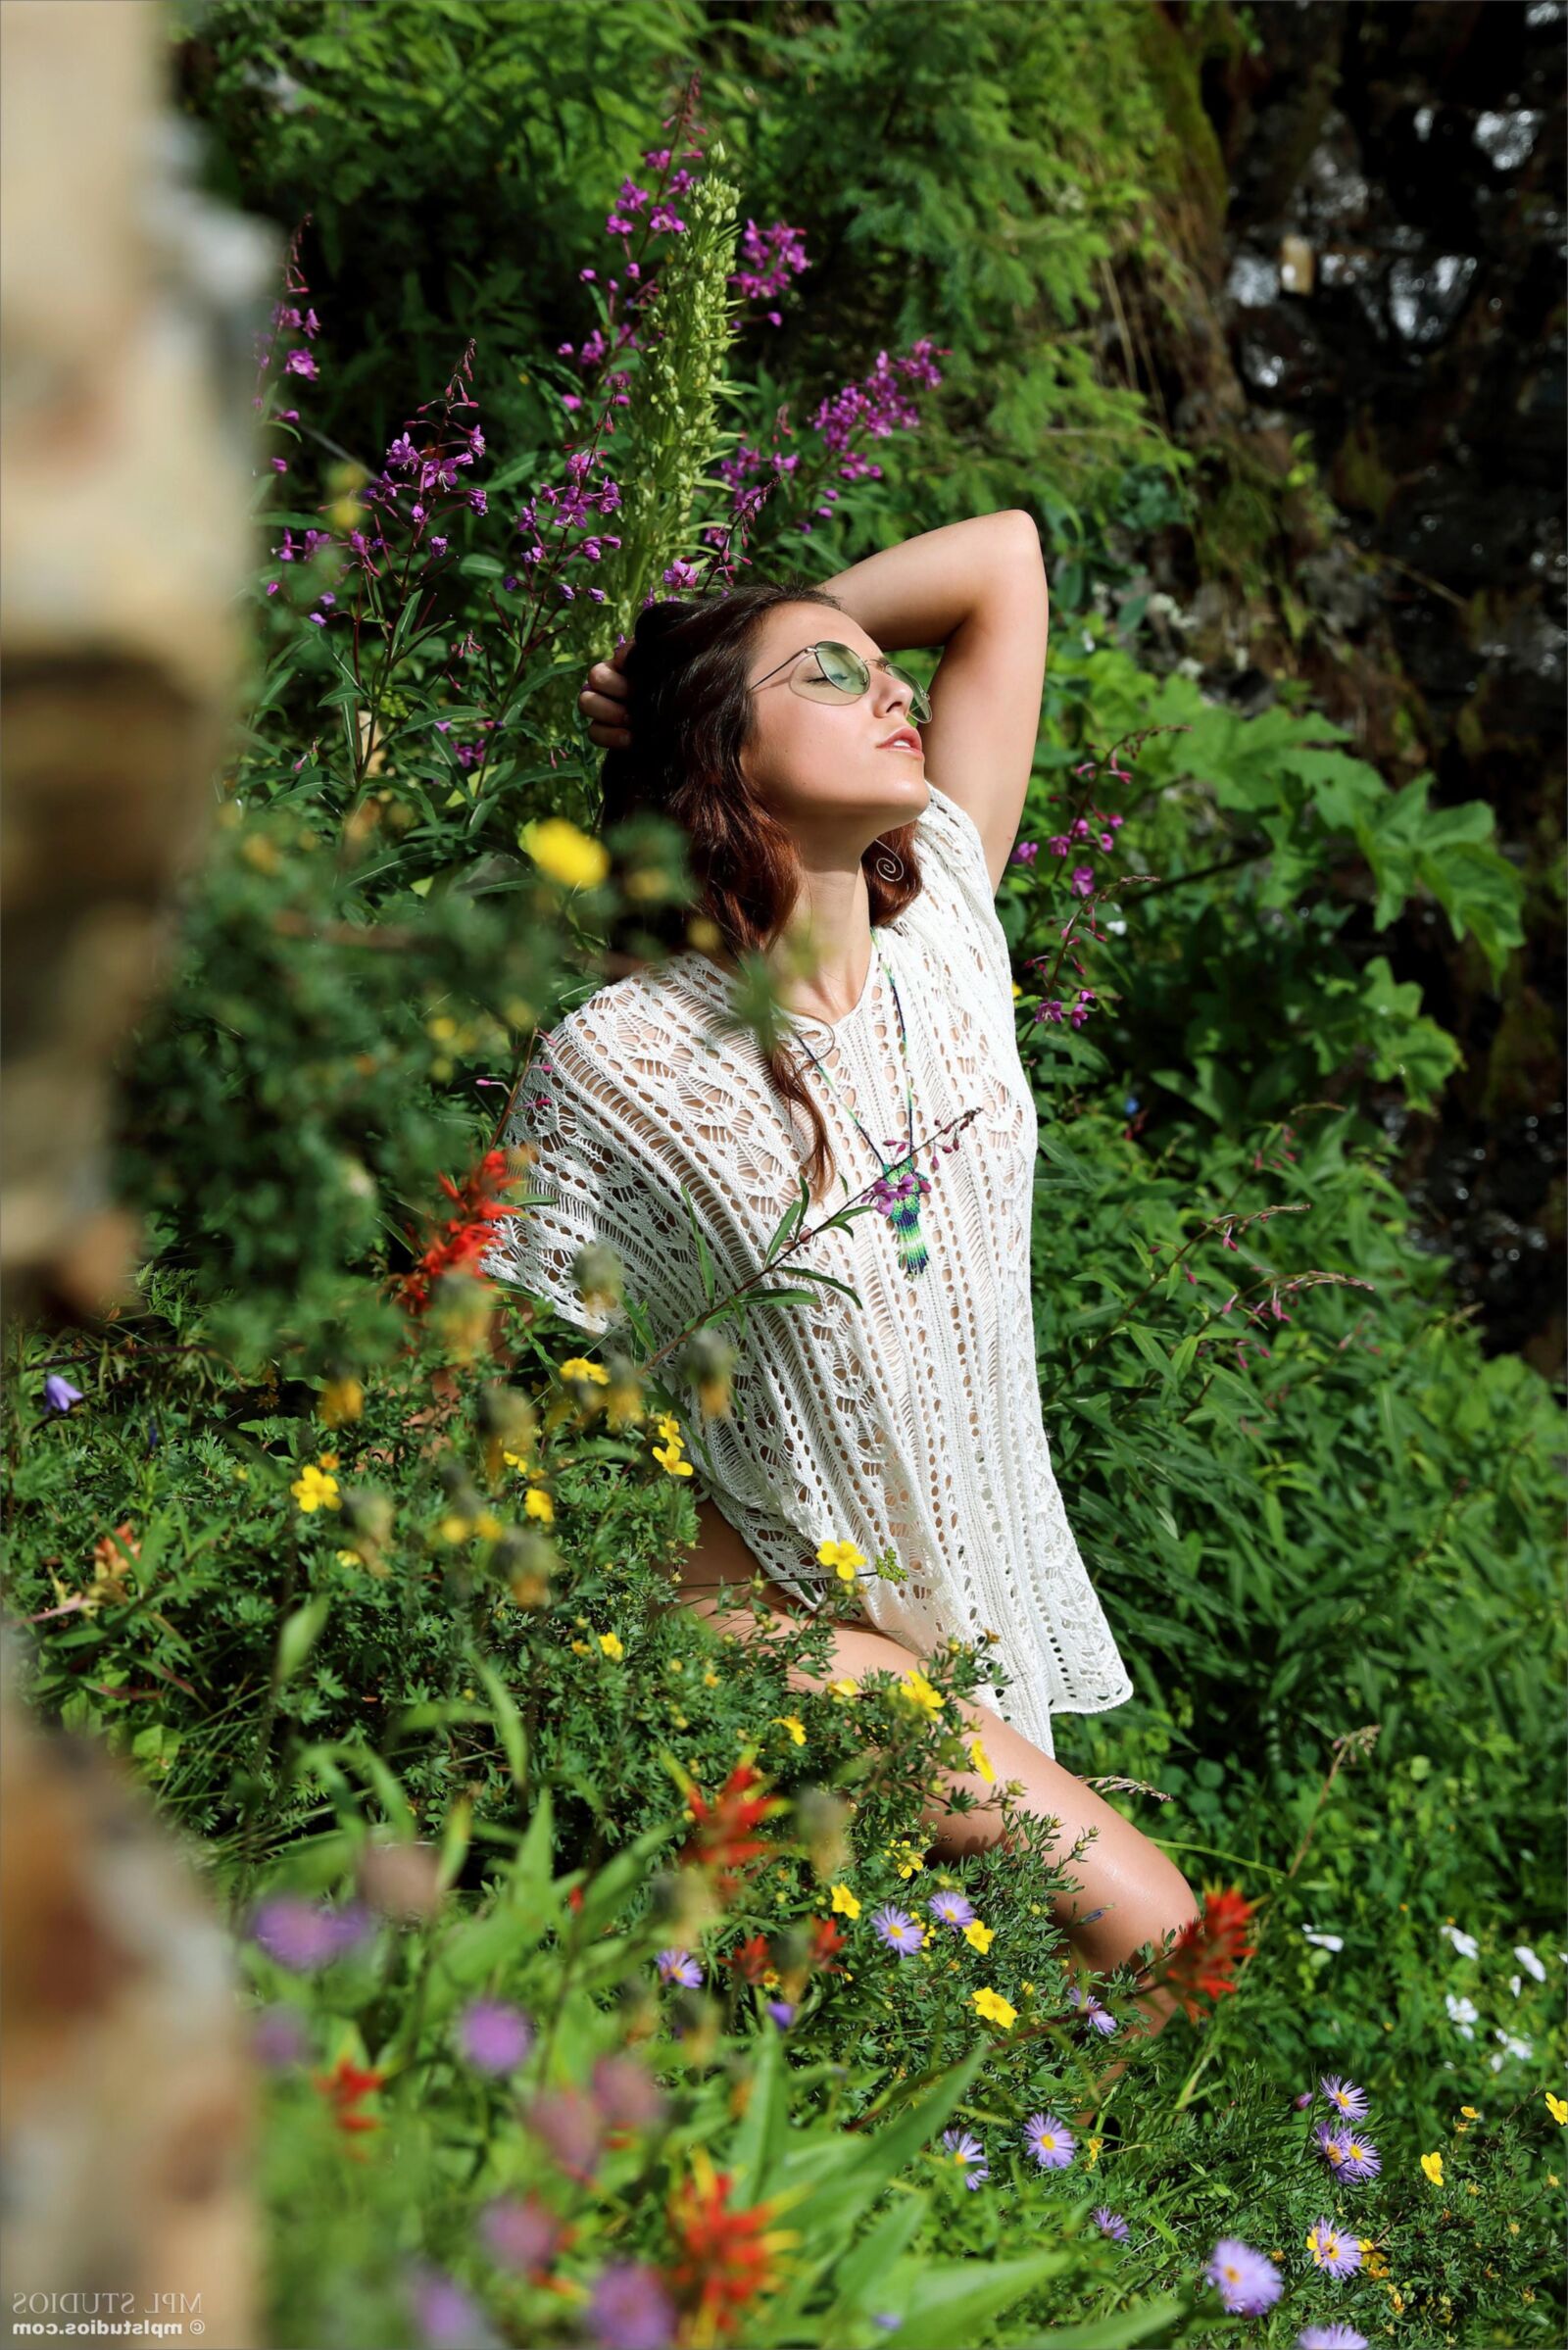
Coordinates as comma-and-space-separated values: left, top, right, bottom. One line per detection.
746, 638, 932, 726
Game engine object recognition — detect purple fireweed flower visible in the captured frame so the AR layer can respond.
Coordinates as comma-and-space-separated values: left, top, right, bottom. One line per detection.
525, 2084, 603, 2178
657, 1947, 702, 1987
409, 2267, 497, 2350
1305, 2217, 1363, 2277
927, 1889, 975, 1929
252, 2005, 308, 2068
1205, 2238, 1284, 2317
251, 1895, 369, 1972
457, 1998, 533, 2076
590, 2053, 664, 2131
478, 2193, 560, 2273
1091, 2206, 1130, 2241
941, 2129, 989, 2188
586, 2262, 676, 2350
871, 1904, 924, 1955
1320, 2074, 1370, 2121
1023, 2112, 1076, 2170
1297, 2328, 1368, 2350
42, 1374, 84, 1413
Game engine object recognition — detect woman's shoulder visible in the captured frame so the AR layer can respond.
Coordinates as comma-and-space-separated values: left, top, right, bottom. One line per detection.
541, 952, 725, 1068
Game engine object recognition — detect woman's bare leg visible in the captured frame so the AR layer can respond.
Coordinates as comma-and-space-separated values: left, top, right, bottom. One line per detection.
675, 1519, 1200, 2076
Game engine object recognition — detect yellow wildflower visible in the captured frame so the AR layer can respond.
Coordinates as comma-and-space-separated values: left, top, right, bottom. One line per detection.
570, 1640, 591, 1655
316, 1451, 340, 1472
474, 1511, 505, 1540
521, 815, 611, 889
1086, 2135, 1102, 2168
653, 1439, 694, 1478
966, 1734, 997, 1784
1545, 2092, 1568, 2127
962, 1920, 996, 1955
830, 1884, 861, 1920
523, 1487, 555, 1523
816, 1538, 866, 1584
971, 1987, 1017, 2030
827, 1676, 859, 1701
772, 1715, 807, 1746
598, 1632, 624, 1660
898, 1668, 944, 1718
290, 1462, 340, 1513
319, 1377, 364, 1427
1460, 2105, 1479, 2120
1420, 2151, 1445, 2185
438, 1512, 471, 1543
560, 1356, 611, 1386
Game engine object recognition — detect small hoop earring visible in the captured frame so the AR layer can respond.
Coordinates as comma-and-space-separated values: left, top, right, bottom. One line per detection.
871, 841, 906, 885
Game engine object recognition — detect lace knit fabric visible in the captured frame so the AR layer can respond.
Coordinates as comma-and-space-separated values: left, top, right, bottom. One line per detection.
481, 780, 1133, 1758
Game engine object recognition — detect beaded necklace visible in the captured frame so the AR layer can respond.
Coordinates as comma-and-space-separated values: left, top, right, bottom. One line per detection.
790, 940, 932, 1281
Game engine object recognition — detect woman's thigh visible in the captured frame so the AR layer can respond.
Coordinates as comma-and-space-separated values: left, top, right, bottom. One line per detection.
674, 1580, 1196, 1965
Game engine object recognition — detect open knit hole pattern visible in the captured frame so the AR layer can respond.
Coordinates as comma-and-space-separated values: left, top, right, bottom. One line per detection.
481, 782, 1134, 1757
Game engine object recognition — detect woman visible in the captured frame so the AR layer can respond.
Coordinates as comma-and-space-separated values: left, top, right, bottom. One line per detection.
485, 511, 1199, 2045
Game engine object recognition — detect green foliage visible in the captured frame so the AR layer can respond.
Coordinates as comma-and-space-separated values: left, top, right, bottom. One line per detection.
5, 18, 1563, 2346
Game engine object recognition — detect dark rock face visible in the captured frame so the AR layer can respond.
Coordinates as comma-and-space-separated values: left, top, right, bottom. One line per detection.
1178, 0, 1565, 1374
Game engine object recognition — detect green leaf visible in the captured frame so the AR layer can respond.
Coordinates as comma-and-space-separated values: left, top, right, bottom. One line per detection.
889, 2250, 1074, 2350
275, 1594, 329, 1683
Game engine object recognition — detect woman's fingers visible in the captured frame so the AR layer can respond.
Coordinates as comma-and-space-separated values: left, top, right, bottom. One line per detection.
580, 651, 632, 747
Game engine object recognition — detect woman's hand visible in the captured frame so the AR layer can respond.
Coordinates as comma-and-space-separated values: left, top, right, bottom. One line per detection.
578, 643, 633, 750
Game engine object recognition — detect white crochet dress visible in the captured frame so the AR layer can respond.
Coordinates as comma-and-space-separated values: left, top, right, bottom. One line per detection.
481, 780, 1133, 1759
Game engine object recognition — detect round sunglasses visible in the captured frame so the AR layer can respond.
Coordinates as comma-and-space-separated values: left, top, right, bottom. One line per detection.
746, 639, 932, 726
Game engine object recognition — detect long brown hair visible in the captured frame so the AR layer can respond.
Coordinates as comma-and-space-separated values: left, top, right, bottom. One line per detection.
595, 575, 925, 1205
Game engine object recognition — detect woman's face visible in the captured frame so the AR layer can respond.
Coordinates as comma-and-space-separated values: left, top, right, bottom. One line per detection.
737, 603, 928, 847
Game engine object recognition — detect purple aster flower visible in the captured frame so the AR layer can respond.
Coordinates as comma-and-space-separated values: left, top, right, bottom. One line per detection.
1204, 2238, 1283, 2317
927, 1889, 976, 1929
1305, 2217, 1363, 2277
1335, 2130, 1382, 2183
586, 2261, 675, 2350
457, 1998, 533, 2076
478, 2193, 561, 2273
1296, 2328, 1368, 2350
1065, 1984, 1118, 2035
1320, 2073, 1370, 2121
1024, 2112, 1076, 2170
941, 2128, 989, 2188
871, 1904, 924, 1955
1091, 2206, 1130, 2241
1294, 2088, 1316, 2108
251, 1895, 369, 1972
767, 2000, 796, 2028
657, 1947, 702, 1987
43, 1373, 84, 1414
252, 2004, 307, 2068
408, 2266, 498, 2349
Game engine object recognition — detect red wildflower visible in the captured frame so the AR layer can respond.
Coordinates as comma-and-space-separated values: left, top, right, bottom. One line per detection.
678, 1765, 785, 1894
1153, 1885, 1256, 2022
395, 1147, 528, 1314
664, 2146, 795, 2344
723, 1934, 772, 1984
314, 2054, 384, 2134
806, 1916, 846, 1974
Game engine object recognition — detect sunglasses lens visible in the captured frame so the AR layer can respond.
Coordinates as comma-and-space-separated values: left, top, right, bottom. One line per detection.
888, 663, 931, 722
799, 641, 869, 699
